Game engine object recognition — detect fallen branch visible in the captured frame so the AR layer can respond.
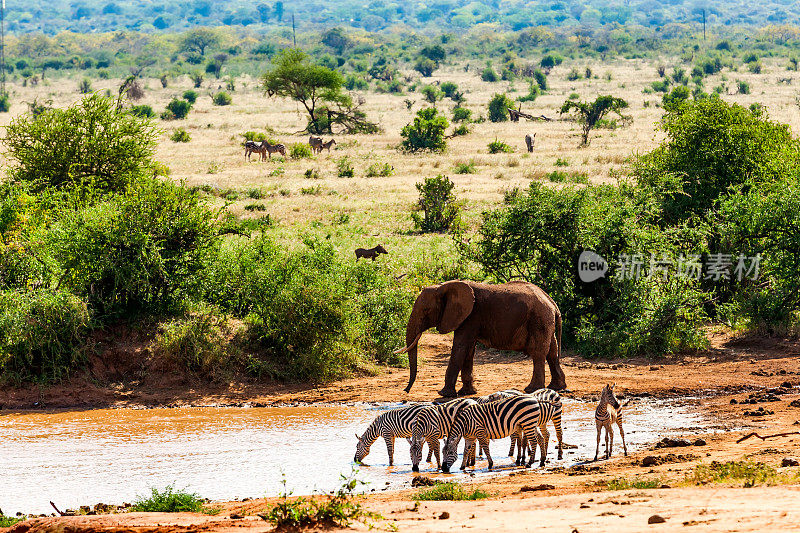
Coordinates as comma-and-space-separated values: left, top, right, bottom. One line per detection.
736, 431, 800, 443
50, 501, 66, 516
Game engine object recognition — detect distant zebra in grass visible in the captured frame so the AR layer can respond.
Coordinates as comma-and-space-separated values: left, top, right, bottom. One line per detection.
410, 398, 477, 472
354, 403, 430, 465
262, 140, 286, 159
441, 395, 554, 472
594, 383, 629, 461
244, 140, 261, 161
309, 135, 323, 154
321, 139, 336, 153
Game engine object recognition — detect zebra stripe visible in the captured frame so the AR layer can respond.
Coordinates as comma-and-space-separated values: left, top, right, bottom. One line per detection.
354, 403, 430, 465
519, 388, 564, 465
410, 398, 476, 472
594, 383, 629, 460
441, 396, 552, 472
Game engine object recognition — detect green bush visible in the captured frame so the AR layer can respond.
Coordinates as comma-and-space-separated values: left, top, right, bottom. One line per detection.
170, 128, 191, 142
414, 57, 437, 77
454, 160, 476, 174
411, 175, 461, 233
440, 81, 458, 98
662, 86, 691, 111
488, 93, 514, 122
51, 178, 219, 320
132, 486, 206, 513
0, 289, 90, 383
78, 78, 93, 94
533, 69, 548, 91
452, 106, 472, 123
129, 104, 155, 118
488, 139, 513, 153
0, 93, 10, 112
336, 156, 355, 177
481, 66, 499, 82
242, 131, 267, 142
365, 162, 394, 177
290, 142, 312, 159
182, 90, 198, 104
212, 91, 232, 106
163, 98, 192, 120
540, 54, 563, 69
400, 107, 449, 152
5, 94, 157, 194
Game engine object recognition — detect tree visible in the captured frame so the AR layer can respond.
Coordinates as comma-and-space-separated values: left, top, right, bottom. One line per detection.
400, 107, 449, 152
487, 93, 515, 122
559, 95, 629, 145
414, 57, 437, 77
4, 94, 157, 194
322, 27, 351, 54
274, 1, 284, 21
261, 48, 342, 132
411, 175, 460, 233
179, 28, 221, 56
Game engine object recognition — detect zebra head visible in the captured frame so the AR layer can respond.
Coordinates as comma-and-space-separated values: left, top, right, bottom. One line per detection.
354, 432, 371, 463
410, 437, 424, 472
602, 383, 620, 410
441, 435, 460, 473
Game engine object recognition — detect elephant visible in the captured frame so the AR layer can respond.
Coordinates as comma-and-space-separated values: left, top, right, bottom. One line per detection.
396, 280, 566, 398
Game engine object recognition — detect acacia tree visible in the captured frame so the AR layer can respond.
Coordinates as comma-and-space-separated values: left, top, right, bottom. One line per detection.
262, 48, 377, 134
560, 95, 629, 145
179, 28, 221, 56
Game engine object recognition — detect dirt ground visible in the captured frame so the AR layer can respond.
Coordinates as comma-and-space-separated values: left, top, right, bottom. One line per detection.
4, 331, 800, 532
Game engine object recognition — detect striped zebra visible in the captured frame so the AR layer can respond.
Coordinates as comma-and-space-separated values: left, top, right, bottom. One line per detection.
468, 388, 564, 466
594, 383, 629, 461
476, 389, 523, 458
441, 395, 554, 472
410, 398, 477, 472
354, 403, 430, 465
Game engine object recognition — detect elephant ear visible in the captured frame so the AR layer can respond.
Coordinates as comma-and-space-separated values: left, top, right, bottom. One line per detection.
436, 281, 475, 334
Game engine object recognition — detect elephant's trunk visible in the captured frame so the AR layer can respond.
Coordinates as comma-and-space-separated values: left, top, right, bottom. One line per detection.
403, 317, 424, 393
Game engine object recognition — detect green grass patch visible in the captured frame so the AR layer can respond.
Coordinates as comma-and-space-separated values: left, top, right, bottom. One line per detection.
545, 170, 588, 184
412, 482, 489, 501
454, 159, 477, 174
488, 139, 514, 154
604, 477, 661, 491
0, 515, 24, 527
688, 461, 794, 487
132, 485, 208, 513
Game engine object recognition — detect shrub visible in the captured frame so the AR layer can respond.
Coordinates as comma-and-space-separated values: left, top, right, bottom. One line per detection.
452, 106, 472, 122
129, 104, 155, 118
5, 94, 158, 194
78, 78, 93, 94
132, 486, 206, 513
163, 98, 192, 120
182, 90, 198, 104
0, 93, 9, 112
400, 107, 449, 152
454, 160, 476, 174
0, 289, 90, 383
290, 142, 312, 159
540, 54, 563, 69
533, 69, 548, 91
336, 156, 355, 177
488, 93, 515, 122
451, 124, 470, 137
170, 128, 191, 143
661, 86, 691, 111
651, 80, 670, 93
413, 482, 489, 501
51, 178, 220, 320
421, 85, 442, 105
242, 131, 267, 142
365, 162, 394, 177
212, 91, 232, 106
481, 66, 499, 82
736, 80, 750, 94
488, 139, 513, 154
440, 81, 458, 98
411, 175, 460, 233
566, 68, 582, 81
414, 57, 437, 77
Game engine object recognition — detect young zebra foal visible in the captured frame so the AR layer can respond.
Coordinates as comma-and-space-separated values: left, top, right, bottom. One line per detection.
410, 398, 477, 472
594, 383, 629, 461
354, 403, 429, 465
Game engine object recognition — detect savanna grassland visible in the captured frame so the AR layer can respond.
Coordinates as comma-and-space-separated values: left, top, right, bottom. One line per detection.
4, 56, 797, 255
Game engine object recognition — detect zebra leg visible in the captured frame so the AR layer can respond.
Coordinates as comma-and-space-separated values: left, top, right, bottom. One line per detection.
594, 422, 602, 461
538, 426, 549, 467
384, 434, 395, 466
604, 425, 611, 460
429, 438, 441, 469
618, 421, 628, 456
515, 432, 525, 465
480, 437, 494, 470
426, 443, 433, 463
509, 431, 517, 457
608, 425, 614, 459
460, 439, 474, 470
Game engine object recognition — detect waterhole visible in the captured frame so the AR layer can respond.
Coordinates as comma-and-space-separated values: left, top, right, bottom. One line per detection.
0, 398, 704, 515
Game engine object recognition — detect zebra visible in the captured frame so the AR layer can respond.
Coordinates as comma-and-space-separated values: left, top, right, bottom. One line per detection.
354, 403, 430, 465
410, 398, 477, 472
475, 389, 523, 458
321, 139, 336, 153
309, 135, 323, 154
244, 140, 261, 161
262, 140, 286, 159
467, 389, 563, 466
441, 395, 554, 472
594, 383, 629, 461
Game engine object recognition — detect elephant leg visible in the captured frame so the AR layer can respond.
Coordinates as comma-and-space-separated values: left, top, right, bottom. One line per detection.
458, 343, 478, 396
545, 332, 567, 391
441, 331, 477, 398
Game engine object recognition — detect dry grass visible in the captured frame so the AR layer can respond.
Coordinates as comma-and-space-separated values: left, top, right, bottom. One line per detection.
2, 58, 799, 257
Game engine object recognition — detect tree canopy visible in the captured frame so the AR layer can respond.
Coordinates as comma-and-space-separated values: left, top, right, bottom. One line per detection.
560, 95, 629, 145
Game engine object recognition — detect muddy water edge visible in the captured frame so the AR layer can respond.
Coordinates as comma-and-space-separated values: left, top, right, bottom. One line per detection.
0, 399, 706, 516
